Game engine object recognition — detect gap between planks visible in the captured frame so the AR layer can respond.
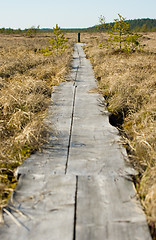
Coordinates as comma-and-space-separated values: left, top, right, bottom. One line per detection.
65, 45, 81, 175
73, 176, 78, 240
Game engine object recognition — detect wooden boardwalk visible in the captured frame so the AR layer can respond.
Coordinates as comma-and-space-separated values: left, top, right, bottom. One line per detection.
0, 44, 152, 240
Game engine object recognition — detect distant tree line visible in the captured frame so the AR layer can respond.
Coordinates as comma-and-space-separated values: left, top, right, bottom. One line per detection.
0, 18, 156, 35
96, 18, 156, 32
0, 26, 40, 36
124, 18, 156, 32
0, 27, 94, 34
0, 28, 22, 34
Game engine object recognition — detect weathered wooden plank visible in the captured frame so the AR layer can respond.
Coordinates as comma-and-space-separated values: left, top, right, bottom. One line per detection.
0, 175, 76, 240
16, 81, 75, 177
76, 176, 151, 240
67, 44, 128, 176
16, 45, 81, 177
0, 43, 152, 240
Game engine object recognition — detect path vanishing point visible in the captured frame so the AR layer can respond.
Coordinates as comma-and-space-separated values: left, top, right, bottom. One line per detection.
0, 43, 152, 240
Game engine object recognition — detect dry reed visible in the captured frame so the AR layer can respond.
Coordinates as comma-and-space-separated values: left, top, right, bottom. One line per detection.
84, 32, 156, 238
0, 34, 72, 207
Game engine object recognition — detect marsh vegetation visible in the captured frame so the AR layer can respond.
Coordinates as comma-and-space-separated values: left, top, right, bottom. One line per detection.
0, 29, 155, 238
0, 32, 73, 207
84, 31, 156, 238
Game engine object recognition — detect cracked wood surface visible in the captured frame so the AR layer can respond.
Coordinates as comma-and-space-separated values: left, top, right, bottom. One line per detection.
0, 44, 152, 240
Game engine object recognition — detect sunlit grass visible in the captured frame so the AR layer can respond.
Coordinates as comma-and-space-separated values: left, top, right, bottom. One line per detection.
84, 32, 156, 237
0, 33, 73, 207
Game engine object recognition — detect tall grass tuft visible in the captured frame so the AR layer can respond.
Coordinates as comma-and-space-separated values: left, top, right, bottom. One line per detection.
0, 34, 72, 208
84, 32, 156, 238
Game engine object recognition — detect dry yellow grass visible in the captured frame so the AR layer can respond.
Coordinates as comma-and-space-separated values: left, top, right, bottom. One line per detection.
0, 31, 155, 237
0, 33, 73, 207
84, 32, 156, 238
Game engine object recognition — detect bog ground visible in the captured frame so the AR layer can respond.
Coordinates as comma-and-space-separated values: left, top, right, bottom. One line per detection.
0, 44, 152, 240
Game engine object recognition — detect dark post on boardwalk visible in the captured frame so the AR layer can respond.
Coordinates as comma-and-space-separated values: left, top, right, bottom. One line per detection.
78, 32, 80, 42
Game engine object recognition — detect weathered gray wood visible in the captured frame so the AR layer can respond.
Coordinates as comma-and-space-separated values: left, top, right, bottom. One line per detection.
15, 46, 81, 178
67, 44, 128, 176
76, 176, 151, 240
0, 43, 152, 240
0, 175, 76, 240
68, 44, 151, 239
16, 82, 76, 177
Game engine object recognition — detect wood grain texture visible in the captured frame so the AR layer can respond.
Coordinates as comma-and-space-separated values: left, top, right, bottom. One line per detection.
0, 175, 76, 240
76, 176, 151, 240
0, 44, 152, 240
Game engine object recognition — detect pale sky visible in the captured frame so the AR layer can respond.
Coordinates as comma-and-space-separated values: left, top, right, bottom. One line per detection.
0, 0, 155, 29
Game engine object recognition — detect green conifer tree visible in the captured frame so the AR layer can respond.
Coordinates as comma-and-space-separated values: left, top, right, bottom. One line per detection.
99, 14, 142, 52
41, 24, 68, 55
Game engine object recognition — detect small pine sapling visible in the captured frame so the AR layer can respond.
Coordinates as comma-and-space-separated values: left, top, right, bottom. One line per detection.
41, 24, 68, 55
97, 15, 106, 32
26, 26, 39, 38
98, 14, 143, 52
